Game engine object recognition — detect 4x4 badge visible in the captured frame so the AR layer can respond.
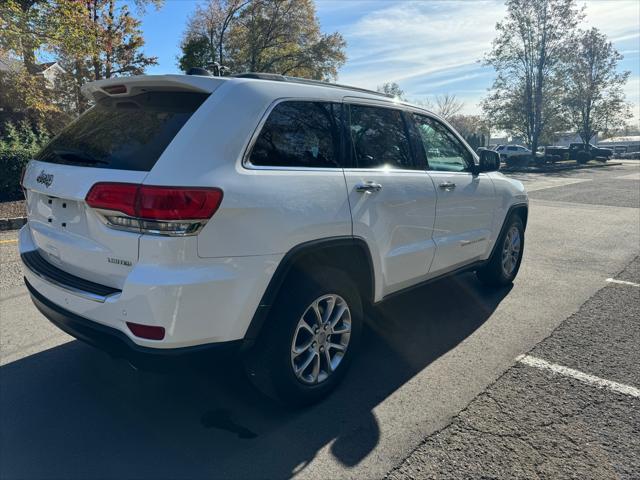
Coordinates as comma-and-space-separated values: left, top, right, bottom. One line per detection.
36, 170, 54, 187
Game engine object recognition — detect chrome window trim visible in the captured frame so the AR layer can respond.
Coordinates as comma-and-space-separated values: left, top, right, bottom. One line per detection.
241, 95, 478, 172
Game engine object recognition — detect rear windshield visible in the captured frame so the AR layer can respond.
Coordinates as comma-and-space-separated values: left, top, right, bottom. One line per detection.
36, 91, 209, 171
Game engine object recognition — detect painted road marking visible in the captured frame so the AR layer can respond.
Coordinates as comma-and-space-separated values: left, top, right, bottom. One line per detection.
523, 178, 592, 192
0, 239, 18, 245
606, 278, 640, 287
614, 172, 640, 180
516, 354, 640, 398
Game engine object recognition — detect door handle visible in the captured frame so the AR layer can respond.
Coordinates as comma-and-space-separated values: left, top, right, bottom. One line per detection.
356, 181, 383, 193
439, 182, 456, 190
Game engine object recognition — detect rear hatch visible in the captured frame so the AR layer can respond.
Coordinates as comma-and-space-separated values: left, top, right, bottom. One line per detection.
22, 83, 212, 289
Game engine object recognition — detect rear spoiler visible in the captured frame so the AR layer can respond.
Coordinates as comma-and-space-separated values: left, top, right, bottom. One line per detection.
82, 74, 225, 102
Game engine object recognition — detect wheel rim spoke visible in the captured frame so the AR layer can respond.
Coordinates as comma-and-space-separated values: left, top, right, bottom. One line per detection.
310, 352, 320, 383
296, 351, 316, 376
329, 302, 348, 330
321, 296, 336, 325
323, 349, 333, 373
328, 342, 346, 352
311, 302, 323, 327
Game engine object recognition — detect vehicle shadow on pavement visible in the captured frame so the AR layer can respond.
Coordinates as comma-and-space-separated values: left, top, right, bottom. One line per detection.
0, 272, 510, 480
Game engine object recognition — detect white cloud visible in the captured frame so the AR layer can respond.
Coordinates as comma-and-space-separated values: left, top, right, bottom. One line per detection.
336, 1, 505, 92
335, 0, 639, 119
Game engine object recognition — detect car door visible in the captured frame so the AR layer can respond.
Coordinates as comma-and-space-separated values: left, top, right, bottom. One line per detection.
411, 113, 496, 274
342, 101, 437, 298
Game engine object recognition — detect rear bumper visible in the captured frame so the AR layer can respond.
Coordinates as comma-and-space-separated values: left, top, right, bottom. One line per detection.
18, 224, 281, 349
25, 278, 242, 370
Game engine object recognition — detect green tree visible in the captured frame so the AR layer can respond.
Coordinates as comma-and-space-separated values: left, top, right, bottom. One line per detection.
1, 0, 161, 125
377, 82, 405, 100
58, 0, 162, 112
482, 0, 583, 153
563, 28, 631, 144
0, 119, 50, 199
178, 0, 249, 72
179, 0, 346, 80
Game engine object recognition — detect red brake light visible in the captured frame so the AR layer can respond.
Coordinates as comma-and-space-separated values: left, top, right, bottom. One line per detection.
86, 183, 138, 216
126, 322, 165, 340
137, 185, 223, 220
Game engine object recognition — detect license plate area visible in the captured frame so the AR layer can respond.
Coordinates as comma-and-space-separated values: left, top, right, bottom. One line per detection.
28, 192, 89, 236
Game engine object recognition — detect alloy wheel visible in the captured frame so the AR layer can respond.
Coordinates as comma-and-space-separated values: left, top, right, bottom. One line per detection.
290, 294, 352, 385
501, 225, 521, 277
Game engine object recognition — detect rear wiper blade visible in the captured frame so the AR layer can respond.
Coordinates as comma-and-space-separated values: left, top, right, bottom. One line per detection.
52, 148, 109, 165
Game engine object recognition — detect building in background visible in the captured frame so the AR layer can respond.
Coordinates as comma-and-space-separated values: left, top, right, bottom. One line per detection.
598, 136, 640, 154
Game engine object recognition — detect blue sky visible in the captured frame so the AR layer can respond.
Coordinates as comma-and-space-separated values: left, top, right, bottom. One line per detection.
141, 0, 640, 121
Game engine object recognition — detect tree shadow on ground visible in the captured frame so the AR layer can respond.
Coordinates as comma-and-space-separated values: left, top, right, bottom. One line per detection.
0, 272, 511, 480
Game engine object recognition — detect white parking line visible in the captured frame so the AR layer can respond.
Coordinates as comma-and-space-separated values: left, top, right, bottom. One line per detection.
516, 354, 640, 398
614, 172, 640, 180
605, 278, 640, 287
523, 178, 592, 192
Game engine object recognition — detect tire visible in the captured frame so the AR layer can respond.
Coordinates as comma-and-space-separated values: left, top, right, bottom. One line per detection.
576, 151, 590, 164
244, 267, 363, 407
476, 215, 525, 287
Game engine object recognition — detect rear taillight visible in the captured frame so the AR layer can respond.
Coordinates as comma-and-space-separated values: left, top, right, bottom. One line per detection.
85, 182, 223, 236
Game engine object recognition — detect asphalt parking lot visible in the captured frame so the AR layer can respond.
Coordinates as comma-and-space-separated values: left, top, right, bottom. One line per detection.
1, 161, 639, 479
389, 256, 640, 479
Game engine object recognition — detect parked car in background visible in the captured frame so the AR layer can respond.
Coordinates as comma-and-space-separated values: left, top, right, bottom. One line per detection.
568, 143, 613, 163
536, 146, 569, 164
496, 145, 532, 166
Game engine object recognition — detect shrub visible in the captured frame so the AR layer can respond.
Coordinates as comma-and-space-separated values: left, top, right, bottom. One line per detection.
0, 121, 50, 200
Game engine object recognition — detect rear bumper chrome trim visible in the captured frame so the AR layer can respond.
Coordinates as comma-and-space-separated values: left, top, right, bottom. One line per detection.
20, 249, 121, 303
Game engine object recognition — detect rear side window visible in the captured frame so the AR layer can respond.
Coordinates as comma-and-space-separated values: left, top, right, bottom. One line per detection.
348, 105, 414, 169
249, 101, 342, 168
37, 91, 209, 171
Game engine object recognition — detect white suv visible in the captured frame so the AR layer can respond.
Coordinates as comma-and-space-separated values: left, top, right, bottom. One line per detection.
19, 73, 528, 405
495, 144, 532, 163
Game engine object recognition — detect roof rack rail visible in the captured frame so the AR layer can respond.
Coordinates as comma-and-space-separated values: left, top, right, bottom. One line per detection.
232, 72, 393, 98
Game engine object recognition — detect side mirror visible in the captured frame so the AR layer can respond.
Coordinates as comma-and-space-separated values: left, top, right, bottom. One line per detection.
476, 149, 500, 173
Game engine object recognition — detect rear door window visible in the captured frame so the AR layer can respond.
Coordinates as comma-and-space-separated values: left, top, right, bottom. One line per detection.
248, 101, 342, 168
37, 91, 209, 171
348, 104, 415, 169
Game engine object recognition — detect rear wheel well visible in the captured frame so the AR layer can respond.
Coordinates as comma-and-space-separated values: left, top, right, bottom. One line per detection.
286, 241, 374, 306
243, 238, 375, 347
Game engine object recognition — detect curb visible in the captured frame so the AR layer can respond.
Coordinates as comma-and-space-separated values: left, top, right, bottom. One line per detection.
0, 217, 27, 231
502, 161, 622, 174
